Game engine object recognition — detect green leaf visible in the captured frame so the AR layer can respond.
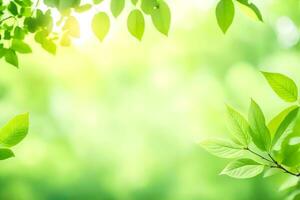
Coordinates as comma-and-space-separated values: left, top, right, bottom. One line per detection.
280, 134, 300, 167
248, 99, 271, 151
216, 0, 235, 33
42, 39, 57, 55
236, 0, 263, 21
127, 9, 145, 41
92, 12, 110, 42
268, 106, 299, 148
111, 0, 125, 18
5, 49, 18, 68
226, 105, 251, 147
220, 159, 264, 179
199, 139, 244, 158
8, 2, 18, 15
262, 72, 298, 102
0, 149, 14, 160
63, 16, 80, 38
151, 1, 171, 36
141, 0, 157, 15
0, 113, 29, 147
11, 39, 32, 54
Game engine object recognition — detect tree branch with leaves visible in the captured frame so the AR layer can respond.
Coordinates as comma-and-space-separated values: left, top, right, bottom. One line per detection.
200, 72, 300, 200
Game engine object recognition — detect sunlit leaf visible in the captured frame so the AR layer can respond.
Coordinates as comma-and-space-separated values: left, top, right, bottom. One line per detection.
151, 0, 171, 36
226, 105, 251, 147
200, 139, 244, 158
248, 99, 271, 151
5, 49, 18, 68
0, 113, 29, 147
236, 0, 263, 21
111, 0, 125, 18
220, 159, 264, 179
92, 12, 110, 42
262, 72, 298, 102
11, 39, 32, 54
268, 106, 299, 148
127, 9, 145, 41
216, 0, 235, 33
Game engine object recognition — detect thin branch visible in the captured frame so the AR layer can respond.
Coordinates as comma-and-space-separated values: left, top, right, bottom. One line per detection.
0, 16, 14, 24
245, 148, 300, 177
245, 147, 273, 163
268, 154, 300, 177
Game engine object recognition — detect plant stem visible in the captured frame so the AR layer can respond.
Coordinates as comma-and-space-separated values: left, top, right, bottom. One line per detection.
245, 148, 300, 177
268, 153, 300, 177
0, 16, 14, 24
245, 147, 273, 163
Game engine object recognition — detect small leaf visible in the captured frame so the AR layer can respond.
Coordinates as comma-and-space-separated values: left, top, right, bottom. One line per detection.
127, 9, 145, 41
63, 16, 80, 38
111, 0, 125, 18
0, 149, 14, 160
151, 1, 171, 36
248, 99, 271, 151
5, 49, 18, 68
262, 72, 298, 102
220, 159, 264, 179
226, 105, 251, 147
11, 39, 32, 54
0, 113, 29, 147
236, 0, 263, 21
92, 12, 110, 42
42, 39, 57, 55
199, 139, 244, 158
216, 0, 235, 33
268, 106, 299, 148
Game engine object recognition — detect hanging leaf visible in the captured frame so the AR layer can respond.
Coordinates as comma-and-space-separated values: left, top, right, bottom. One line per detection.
111, 0, 125, 18
236, 0, 263, 21
151, 1, 171, 36
5, 49, 18, 68
92, 12, 110, 42
127, 9, 145, 41
216, 0, 235, 33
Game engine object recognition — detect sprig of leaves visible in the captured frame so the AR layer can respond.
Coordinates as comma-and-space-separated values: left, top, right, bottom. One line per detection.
215, 0, 263, 33
0, 0, 172, 68
200, 71, 300, 200
0, 113, 29, 160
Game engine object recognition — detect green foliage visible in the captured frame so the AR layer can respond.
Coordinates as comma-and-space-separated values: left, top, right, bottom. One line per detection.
127, 9, 145, 41
0, 113, 29, 160
215, 0, 262, 33
200, 71, 300, 199
0, 0, 172, 67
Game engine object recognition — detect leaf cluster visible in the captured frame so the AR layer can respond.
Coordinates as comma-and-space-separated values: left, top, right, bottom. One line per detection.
215, 0, 263, 33
0, 0, 171, 67
201, 72, 300, 200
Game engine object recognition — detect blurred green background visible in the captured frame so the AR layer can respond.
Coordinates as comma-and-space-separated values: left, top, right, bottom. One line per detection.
0, 0, 300, 199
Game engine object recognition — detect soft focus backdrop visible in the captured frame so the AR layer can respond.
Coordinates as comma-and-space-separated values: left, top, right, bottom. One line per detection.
0, 0, 299, 199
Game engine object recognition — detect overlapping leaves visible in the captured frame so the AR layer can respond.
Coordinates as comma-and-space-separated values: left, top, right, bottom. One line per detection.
200, 71, 300, 200
0, 0, 172, 67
